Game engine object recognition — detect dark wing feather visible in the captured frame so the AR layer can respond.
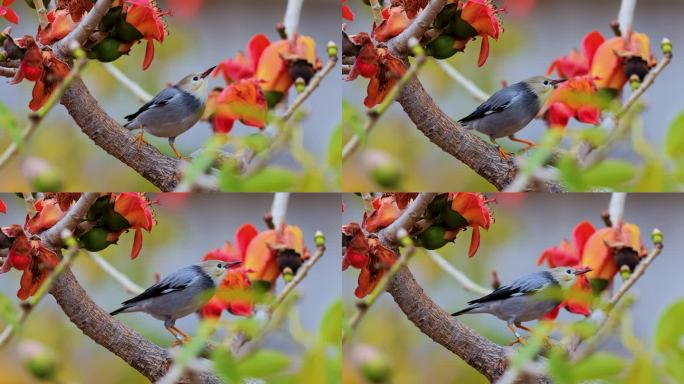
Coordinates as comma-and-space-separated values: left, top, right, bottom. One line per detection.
466, 271, 554, 305
458, 84, 524, 123
120, 265, 200, 305
124, 87, 178, 121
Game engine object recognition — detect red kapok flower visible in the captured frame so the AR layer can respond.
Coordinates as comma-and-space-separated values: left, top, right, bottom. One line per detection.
124, 0, 169, 70
538, 220, 595, 268
1, 225, 31, 272
26, 198, 66, 234
201, 223, 258, 317
214, 33, 270, 84
372, 6, 410, 42
591, 32, 656, 91
545, 76, 602, 128
547, 31, 604, 79
113, 193, 156, 259
363, 195, 402, 233
342, 222, 369, 270
0, 198, 6, 214
449, 192, 493, 257
0, 0, 18, 24
460, 0, 503, 67
243, 224, 308, 285
355, 238, 396, 298
363, 47, 406, 108
213, 78, 268, 134
342, 0, 354, 21
345, 33, 379, 80
37, 9, 78, 45
255, 34, 321, 94
11, 37, 43, 83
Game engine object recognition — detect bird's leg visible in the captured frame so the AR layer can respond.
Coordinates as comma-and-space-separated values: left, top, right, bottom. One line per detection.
135, 128, 149, 150
508, 135, 537, 152
165, 323, 184, 344
168, 137, 189, 160
515, 322, 552, 345
170, 325, 191, 342
507, 321, 527, 345
490, 137, 511, 160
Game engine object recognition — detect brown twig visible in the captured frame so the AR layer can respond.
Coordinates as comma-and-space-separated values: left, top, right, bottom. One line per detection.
42, 193, 99, 247
55, 0, 114, 56
389, 0, 447, 55
379, 193, 437, 244
32, 0, 49, 28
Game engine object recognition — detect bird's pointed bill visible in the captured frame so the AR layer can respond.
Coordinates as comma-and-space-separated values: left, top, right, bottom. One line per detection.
201, 66, 216, 78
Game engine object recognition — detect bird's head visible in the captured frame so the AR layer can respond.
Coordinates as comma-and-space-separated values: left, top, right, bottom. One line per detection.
199, 259, 241, 285
548, 266, 592, 288
175, 66, 216, 100
524, 76, 566, 101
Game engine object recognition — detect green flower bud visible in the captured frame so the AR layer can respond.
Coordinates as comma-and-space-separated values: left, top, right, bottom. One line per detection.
92, 38, 124, 63
418, 226, 448, 250
661, 38, 672, 55
79, 227, 112, 252
426, 35, 458, 60
327, 40, 338, 58
116, 20, 144, 43
103, 210, 132, 231
314, 230, 326, 247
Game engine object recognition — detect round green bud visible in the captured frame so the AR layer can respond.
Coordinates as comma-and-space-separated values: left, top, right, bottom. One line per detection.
360, 356, 392, 383
449, 17, 478, 40
79, 227, 111, 252
440, 208, 469, 229
116, 20, 144, 42
24, 352, 57, 381
418, 225, 448, 250
370, 163, 402, 189
103, 210, 131, 231
30, 171, 63, 192
92, 38, 124, 63
426, 35, 458, 60
100, 6, 123, 31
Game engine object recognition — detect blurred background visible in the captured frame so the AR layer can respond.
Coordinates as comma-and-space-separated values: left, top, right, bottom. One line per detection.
342, 193, 684, 383
0, 192, 341, 383
0, 0, 339, 191
342, 0, 684, 191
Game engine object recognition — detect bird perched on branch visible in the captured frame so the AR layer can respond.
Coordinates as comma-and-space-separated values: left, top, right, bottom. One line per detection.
110, 260, 239, 344
458, 76, 566, 160
124, 66, 216, 159
451, 266, 591, 344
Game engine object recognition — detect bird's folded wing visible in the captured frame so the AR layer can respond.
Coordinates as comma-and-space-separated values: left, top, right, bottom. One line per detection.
467, 273, 552, 305
458, 87, 520, 123
121, 267, 197, 305
124, 87, 179, 121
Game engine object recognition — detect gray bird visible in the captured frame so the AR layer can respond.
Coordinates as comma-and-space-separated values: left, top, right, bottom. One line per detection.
124, 66, 216, 159
459, 76, 565, 159
451, 266, 591, 344
110, 260, 239, 344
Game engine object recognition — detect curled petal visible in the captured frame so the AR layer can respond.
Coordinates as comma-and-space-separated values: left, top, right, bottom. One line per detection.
130, 228, 143, 259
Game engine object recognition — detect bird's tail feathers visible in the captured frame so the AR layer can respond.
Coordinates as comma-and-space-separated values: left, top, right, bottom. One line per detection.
451, 305, 479, 316
110, 304, 135, 316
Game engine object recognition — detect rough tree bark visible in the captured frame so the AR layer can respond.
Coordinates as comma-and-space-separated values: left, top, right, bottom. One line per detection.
60, 79, 180, 191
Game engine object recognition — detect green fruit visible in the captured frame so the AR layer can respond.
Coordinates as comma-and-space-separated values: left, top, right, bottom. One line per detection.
100, 6, 123, 31
87, 196, 112, 221
263, 91, 283, 109
589, 278, 609, 295
448, 16, 478, 40
116, 20, 144, 42
370, 164, 401, 189
30, 172, 63, 192
426, 194, 448, 218
24, 0, 51, 10
440, 208, 468, 229
418, 226, 448, 250
426, 35, 458, 60
435, 3, 458, 29
102, 210, 131, 231
79, 227, 111, 252
24, 353, 57, 380
361, 357, 392, 383
92, 38, 124, 63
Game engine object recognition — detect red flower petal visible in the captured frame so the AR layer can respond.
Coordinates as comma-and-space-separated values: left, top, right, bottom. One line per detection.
131, 228, 143, 259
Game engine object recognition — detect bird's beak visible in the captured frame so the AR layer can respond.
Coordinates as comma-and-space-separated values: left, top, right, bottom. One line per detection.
201, 66, 216, 79
573, 267, 592, 275
226, 260, 242, 268
550, 78, 567, 88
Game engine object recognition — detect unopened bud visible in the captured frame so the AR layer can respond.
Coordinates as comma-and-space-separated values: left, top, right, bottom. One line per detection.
294, 77, 306, 93
314, 230, 326, 247
629, 74, 640, 91
661, 38, 672, 55
652, 228, 663, 246
327, 40, 338, 58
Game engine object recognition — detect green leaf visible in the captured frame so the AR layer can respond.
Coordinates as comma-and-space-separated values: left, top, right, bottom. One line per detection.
655, 299, 684, 353
665, 111, 684, 159
241, 167, 296, 192
573, 352, 624, 381
342, 98, 365, 140
218, 167, 244, 192
327, 123, 342, 169
583, 160, 636, 188
299, 344, 327, 384
0, 292, 19, 328
557, 155, 586, 191
238, 350, 290, 378
626, 353, 657, 384
212, 347, 240, 383
319, 299, 342, 345
0, 101, 21, 145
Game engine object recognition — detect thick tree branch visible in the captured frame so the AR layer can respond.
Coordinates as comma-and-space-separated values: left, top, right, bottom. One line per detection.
379, 192, 436, 244
60, 78, 180, 191
55, 0, 114, 55
386, 266, 510, 382
43, 193, 99, 247
49, 268, 220, 383
389, 0, 447, 54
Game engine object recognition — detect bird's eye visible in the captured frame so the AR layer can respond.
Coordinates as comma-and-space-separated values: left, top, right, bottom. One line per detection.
193, 76, 199, 81
566, 269, 572, 274
544, 80, 550, 86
